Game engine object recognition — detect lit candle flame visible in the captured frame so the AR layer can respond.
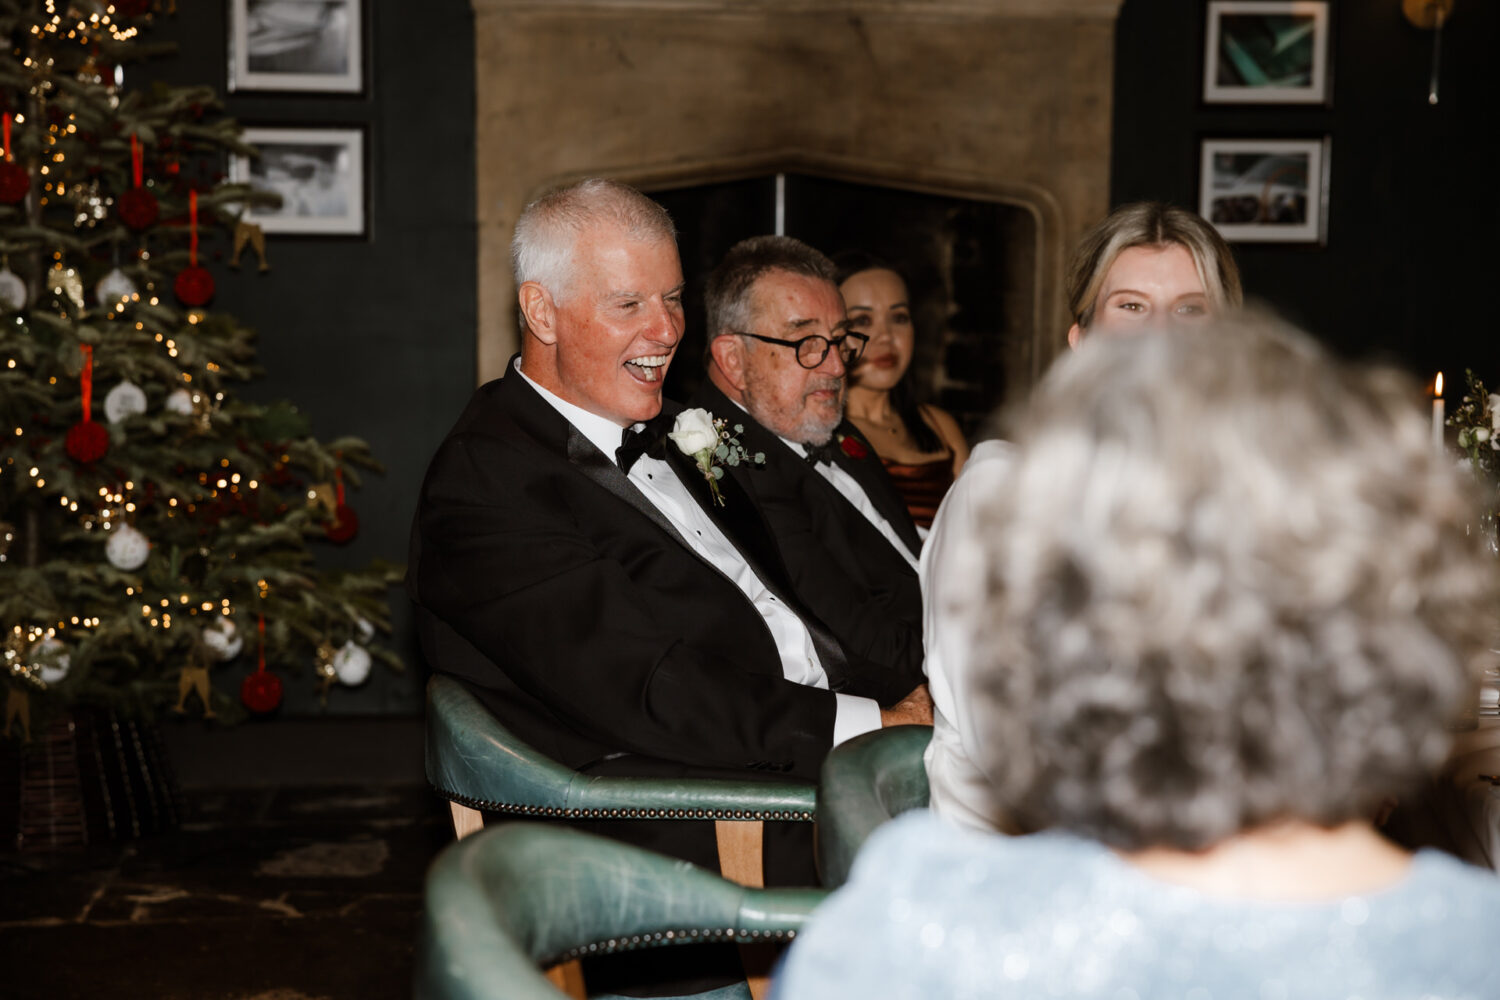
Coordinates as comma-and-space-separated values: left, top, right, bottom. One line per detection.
1435, 372, 1444, 397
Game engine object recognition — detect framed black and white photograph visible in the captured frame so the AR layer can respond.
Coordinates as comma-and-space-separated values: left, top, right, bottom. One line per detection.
1203, 1, 1329, 104
1199, 138, 1328, 244
228, 0, 363, 94
231, 127, 366, 236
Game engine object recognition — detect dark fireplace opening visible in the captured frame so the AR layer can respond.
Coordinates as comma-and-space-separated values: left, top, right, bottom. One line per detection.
650, 172, 1037, 440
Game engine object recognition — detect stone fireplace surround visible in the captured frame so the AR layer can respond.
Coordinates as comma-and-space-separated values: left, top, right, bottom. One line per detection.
472, 0, 1123, 389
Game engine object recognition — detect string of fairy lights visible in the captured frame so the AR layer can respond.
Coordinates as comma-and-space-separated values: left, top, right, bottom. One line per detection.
3, 3, 378, 708
37, 0, 141, 44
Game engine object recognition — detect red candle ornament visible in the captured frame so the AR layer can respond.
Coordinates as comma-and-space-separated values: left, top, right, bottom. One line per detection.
240, 614, 283, 713
174, 189, 214, 306
117, 134, 158, 230
324, 466, 359, 544
0, 113, 30, 204
65, 344, 109, 463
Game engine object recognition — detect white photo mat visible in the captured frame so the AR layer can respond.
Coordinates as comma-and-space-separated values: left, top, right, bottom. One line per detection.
1199, 137, 1328, 244
230, 127, 366, 236
228, 0, 363, 94
1204, 1, 1329, 105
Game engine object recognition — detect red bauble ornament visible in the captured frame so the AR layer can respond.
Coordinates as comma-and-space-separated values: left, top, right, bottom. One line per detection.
65, 420, 109, 463
114, 0, 151, 17
118, 186, 158, 230
839, 434, 868, 460
325, 503, 360, 544
0, 161, 29, 204
240, 670, 283, 714
173, 265, 214, 306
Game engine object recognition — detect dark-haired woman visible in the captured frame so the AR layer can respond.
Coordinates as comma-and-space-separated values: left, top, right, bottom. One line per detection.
835, 258, 967, 530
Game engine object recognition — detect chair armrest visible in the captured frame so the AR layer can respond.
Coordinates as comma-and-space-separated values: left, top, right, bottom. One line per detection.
815, 725, 933, 887
418, 823, 829, 999
426, 675, 816, 821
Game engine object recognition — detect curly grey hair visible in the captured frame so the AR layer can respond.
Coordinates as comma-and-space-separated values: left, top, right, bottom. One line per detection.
970, 314, 1496, 851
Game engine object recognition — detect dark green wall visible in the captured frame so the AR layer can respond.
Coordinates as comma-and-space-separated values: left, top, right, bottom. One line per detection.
1112, 0, 1497, 382
140, 4, 477, 715
126, 1, 1495, 716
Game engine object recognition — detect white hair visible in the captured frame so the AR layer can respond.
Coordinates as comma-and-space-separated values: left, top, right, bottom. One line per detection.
510, 178, 677, 308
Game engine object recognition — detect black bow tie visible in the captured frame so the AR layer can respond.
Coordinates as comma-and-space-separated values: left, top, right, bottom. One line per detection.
803, 439, 841, 467
616, 414, 673, 472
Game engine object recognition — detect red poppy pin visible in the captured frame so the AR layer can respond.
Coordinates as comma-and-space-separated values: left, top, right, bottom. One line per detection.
838, 434, 868, 460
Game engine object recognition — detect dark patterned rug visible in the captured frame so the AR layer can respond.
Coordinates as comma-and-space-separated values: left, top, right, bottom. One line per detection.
2, 723, 449, 1000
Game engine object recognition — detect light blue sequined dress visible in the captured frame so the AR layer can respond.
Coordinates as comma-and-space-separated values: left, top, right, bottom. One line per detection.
776, 812, 1500, 999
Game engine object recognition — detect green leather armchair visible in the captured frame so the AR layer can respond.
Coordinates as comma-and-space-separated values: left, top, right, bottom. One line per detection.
417, 822, 827, 1000
425, 675, 817, 886
814, 725, 932, 889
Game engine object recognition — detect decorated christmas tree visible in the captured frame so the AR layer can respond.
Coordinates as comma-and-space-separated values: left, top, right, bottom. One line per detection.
0, 0, 401, 742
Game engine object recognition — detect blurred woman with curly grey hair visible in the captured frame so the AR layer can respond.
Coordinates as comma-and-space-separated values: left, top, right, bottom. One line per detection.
777, 315, 1500, 998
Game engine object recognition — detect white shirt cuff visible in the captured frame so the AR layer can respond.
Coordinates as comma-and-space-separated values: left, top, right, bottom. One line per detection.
832, 693, 883, 746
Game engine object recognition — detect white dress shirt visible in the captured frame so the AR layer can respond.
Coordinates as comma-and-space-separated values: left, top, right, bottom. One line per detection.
784, 438, 920, 572
719, 397, 919, 571
920, 437, 1017, 832
517, 362, 881, 744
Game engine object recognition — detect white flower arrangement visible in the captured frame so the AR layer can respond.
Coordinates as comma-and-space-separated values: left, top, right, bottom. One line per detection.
669, 408, 765, 507
1451, 370, 1500, 481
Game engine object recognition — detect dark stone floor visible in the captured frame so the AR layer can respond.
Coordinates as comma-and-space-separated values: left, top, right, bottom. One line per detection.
1, 719, 451, 1000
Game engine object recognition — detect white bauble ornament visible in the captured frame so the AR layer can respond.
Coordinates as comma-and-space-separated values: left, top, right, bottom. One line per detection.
201, 617, 244, 661
0, 268, 26, 311
95, 267, 138, 308
104, 380, 148, 424
30, 637, 71, 685
332, 641, 372, 686
165, 388, 195, 415
105, 523, 150, 571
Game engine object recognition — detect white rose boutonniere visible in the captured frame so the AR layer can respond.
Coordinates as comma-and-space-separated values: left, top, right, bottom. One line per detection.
669, 408, 765, 507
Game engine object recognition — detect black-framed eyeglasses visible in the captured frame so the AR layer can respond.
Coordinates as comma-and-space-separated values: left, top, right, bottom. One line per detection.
735, 331, 869, 369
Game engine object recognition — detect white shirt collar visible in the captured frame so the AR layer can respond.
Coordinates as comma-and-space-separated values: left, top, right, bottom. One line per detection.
515, 357, 633, 461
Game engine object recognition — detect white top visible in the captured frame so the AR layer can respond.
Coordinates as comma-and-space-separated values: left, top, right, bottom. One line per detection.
518, 363, 881, 745
919, 438, 1016, 832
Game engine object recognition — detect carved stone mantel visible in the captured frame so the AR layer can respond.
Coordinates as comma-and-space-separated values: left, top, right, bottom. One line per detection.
471, 0, 1124, 384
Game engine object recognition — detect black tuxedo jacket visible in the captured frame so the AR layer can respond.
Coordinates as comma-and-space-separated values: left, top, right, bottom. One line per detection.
690, 380, 925, 706
408, 362, 853, 781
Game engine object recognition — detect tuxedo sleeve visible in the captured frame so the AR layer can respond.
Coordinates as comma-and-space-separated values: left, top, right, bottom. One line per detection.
755, 472, 925, 707
412, 434, 838, 779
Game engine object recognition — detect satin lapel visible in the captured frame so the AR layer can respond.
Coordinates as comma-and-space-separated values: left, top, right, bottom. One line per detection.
663, 443, 780, 578
664, 442, 852, 686
833, 424, 924, 558
684, 383, 798, 585
564, 426, 686, 542
497, 365, 683, 542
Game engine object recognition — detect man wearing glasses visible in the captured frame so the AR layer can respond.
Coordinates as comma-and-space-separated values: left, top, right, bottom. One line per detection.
412, 182, 930, 827
693, 236, 930, 711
